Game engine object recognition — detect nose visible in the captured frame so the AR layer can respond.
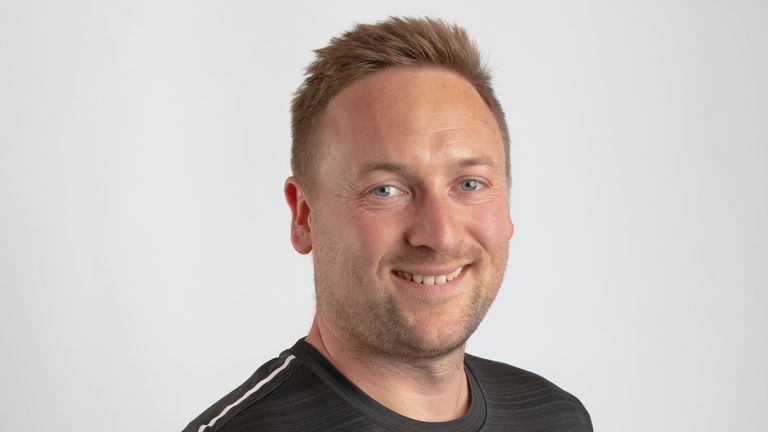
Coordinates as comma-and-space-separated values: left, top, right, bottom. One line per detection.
405, 190, 461, 252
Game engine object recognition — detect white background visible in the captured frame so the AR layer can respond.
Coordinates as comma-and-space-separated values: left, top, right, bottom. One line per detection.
1, 1, 766, 431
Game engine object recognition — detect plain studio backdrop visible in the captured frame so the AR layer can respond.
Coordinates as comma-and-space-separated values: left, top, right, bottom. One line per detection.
1, 0, 766, 430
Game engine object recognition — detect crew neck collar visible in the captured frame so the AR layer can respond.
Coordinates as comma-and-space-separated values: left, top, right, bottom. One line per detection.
289, 338, 487, 432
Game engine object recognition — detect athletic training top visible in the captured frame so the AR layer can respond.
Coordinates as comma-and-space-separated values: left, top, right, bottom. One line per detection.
184, 339, 592, 432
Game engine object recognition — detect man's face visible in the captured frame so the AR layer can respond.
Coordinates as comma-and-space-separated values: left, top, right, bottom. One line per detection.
302, 67, 513, 359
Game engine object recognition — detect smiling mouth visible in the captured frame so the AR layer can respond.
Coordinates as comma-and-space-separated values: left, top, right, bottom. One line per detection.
393, 267, 464, 286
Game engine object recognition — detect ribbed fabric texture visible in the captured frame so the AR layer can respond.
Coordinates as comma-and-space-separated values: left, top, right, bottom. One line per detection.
184, 339, 592, 432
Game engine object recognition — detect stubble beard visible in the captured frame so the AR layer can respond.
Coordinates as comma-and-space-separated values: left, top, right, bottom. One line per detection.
313, 243, 509, 362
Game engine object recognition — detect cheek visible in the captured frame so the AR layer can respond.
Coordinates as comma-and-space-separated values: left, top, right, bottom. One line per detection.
468, 203, 512, 247
320, 209, 403, 269
347, 214, 402, 259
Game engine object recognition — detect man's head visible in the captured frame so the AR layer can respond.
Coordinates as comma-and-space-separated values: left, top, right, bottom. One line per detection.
290, 16, 510, 195
285, 17, 513, 360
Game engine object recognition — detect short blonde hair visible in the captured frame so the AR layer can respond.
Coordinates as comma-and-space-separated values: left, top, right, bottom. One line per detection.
291, 16, 509, 189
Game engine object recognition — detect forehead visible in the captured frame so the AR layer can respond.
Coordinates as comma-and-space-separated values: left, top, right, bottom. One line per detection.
319, 67, 504, 174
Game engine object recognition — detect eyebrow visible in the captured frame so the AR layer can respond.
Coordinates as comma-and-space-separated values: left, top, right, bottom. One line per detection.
358, 157, 498, 177
358, 161, 410, 176
457, 157, 497, 169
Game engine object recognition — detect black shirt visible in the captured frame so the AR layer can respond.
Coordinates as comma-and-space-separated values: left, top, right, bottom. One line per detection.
184, 339, 592, 432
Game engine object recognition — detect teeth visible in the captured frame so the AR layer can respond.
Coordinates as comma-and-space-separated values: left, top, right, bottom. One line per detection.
394, 267, 463, 286
448, 267, 462, 280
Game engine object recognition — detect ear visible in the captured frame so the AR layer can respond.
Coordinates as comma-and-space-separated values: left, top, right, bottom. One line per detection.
284, 176, 313, 254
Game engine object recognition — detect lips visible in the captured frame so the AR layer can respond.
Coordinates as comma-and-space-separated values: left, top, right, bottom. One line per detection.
393, 266, 464, 285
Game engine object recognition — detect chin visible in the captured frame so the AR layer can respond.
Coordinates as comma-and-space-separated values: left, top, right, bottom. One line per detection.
397, 321, 476, 359
400, 337, 470, 360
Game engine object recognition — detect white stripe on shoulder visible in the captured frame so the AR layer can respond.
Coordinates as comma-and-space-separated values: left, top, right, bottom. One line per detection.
198, 354, 297, 432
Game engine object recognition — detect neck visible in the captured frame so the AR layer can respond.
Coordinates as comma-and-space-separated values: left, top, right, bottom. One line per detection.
305, 315, 470, 422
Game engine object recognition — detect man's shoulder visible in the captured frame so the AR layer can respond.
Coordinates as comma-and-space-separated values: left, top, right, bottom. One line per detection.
465, 352, 572, 388
465, 353, 593, 431
182, 340, 365, 432
182, 349, 301, 432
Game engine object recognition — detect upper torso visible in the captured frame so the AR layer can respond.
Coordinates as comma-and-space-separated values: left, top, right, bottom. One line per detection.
184, 339, 592, 432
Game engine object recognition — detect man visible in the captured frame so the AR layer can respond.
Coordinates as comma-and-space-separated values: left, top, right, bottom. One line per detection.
185, 17, 592, 431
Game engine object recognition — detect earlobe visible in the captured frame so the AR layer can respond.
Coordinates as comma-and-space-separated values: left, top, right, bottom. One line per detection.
507, 219, 515, 240
284, 177, 313, 254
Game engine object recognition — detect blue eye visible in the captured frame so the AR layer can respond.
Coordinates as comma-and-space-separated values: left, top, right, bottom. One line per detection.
459, 179, 481, 191
372, 185, 402, 197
